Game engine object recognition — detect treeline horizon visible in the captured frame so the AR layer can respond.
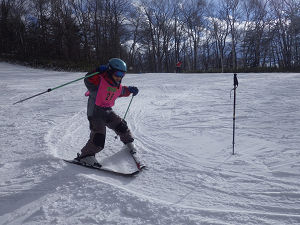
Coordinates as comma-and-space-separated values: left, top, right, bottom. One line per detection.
0, 0, 299, 73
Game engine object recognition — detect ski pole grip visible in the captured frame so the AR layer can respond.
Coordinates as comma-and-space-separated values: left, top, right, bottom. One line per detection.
234, 73, 238, 87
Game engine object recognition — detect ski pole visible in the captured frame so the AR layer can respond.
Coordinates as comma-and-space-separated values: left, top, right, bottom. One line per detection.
13, 72, 99, 105
123, 95, 134, 120
231, 73, 239, 155
115, 95, 135, 139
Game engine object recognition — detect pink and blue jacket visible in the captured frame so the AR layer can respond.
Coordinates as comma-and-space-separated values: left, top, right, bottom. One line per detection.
84, 71, 131, 117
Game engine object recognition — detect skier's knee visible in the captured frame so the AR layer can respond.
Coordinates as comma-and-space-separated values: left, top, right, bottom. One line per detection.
93, 133, 105, 147
115, 120, 128, 133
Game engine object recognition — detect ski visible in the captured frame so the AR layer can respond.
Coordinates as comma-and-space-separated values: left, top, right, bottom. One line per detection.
63, 159, 140, 177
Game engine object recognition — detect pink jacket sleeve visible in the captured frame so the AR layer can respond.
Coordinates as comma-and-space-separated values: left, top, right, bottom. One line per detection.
120, 86, 131, 97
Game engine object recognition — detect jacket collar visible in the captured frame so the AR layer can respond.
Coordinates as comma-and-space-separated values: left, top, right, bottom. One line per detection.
102, 71, 122, 87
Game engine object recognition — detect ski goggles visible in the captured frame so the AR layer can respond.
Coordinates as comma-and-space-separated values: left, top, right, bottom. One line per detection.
113, 70, 125, 78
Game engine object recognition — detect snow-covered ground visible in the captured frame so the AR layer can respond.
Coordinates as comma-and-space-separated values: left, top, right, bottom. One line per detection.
0, 62, 299, 225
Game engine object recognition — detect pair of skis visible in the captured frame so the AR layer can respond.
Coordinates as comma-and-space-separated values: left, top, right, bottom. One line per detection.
64, 151, 145, 177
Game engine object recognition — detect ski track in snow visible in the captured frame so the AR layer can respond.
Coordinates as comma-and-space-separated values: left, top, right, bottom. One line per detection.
0, 62, 300, 225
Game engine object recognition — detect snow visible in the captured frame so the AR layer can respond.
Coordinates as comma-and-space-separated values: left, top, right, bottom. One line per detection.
0, 62, 300, 225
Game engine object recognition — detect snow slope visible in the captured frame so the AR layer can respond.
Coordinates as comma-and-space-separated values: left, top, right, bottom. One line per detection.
0, 62, 299, 225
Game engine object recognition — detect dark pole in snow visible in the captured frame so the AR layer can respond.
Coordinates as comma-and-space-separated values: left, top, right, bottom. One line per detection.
232, 73, 239, 155
13, 72, 100, 105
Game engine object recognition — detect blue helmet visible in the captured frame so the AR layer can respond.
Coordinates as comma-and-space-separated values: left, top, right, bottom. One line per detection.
108, 58, 127, 72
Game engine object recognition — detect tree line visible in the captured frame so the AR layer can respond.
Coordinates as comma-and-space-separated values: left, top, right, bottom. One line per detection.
0, 0, 299, 72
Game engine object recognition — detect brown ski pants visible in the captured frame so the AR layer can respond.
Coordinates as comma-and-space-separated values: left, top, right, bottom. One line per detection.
80, 108, 134, 157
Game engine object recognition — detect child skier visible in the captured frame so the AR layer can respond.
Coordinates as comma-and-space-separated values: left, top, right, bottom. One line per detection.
75, 58, 139, 167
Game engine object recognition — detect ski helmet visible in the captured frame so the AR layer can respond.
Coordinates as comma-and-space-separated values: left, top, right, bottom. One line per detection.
108, 58, 127, 72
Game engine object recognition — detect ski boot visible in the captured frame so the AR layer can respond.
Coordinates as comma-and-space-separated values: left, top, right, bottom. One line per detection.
126, 143, 145, 170
75, 153, 102, 168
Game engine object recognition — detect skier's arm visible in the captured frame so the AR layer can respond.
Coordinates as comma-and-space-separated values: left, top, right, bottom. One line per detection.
120, 86, 139, 97
84, 65, 108, 91
120, 86, 131, 97
84, 76, 99, 92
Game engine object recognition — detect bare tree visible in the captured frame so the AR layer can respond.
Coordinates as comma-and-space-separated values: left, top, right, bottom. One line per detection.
210, 4, 230, 72
282, 0, 300, 68
139, 0, 175, 72
181, 0, 206, 71
269, 0, 294, 68
0, 0, 28, 57
223, 0, 241, 70
241, 0, 269, 68
125, 6, 143, 71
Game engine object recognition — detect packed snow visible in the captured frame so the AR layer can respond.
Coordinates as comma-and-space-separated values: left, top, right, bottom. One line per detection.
0, 62, 299, 225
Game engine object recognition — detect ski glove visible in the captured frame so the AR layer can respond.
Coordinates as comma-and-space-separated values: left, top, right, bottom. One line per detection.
128, 86, 139, 96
